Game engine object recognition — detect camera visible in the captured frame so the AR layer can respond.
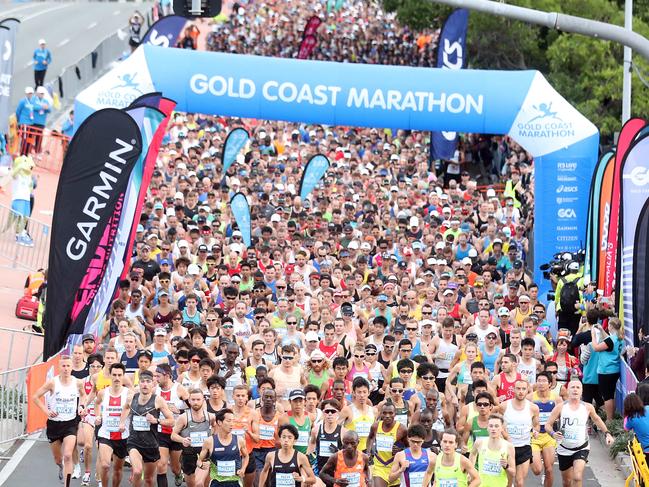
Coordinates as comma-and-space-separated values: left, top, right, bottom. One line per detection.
539, 250, 585, 280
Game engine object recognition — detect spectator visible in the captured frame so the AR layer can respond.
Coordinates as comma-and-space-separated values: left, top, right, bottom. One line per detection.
32, 39, 51, 87
623, 392, 649, 465
592, 318, 624, 421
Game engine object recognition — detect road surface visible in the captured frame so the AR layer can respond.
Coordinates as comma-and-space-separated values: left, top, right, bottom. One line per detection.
0, 429, 628, 486
3, 0, 144, 108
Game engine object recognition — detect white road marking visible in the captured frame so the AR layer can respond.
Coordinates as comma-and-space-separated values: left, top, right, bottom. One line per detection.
0, 3, 40, 17
113, 10, 121, 15
57, 38, 70, 47
0, 432, 40, 486
20, 3, 73, 22
24, 60, 33, 68
87, 21, 98, 30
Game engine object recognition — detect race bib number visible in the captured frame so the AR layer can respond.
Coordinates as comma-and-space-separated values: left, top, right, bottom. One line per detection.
275, 472, 295, 487
507, 423, 527, 438
563, 426, 579, 441
395, 414, 408, 426
217, 460, 236, 477
482, 458, 502, 475
260, 424, 275, 440
296, 430, 309, 447
439, 480, 458, 487
55, 402, 75, 417
232, 429, 245, 438
539, 412, 551, 425
408, 471, 425, 487
132, 415, 150, 432
190, 431, 208, 447
355, 421, 371, 437
105, 416, 120, 432
376, 434, 394, 452
341, 472, 360, 487
319, 440, 336, 457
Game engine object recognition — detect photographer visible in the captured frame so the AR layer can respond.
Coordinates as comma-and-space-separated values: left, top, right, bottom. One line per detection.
553, 261, 584, 337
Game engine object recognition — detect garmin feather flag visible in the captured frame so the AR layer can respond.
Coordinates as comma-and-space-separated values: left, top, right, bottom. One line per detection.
43, 109, 143, 359
299, 154, 330, 200
430, 8, 469, 160
222, 127, 249, 174
140, 14, 186, 47
78, 104, 166, 339
620, 133, 649, 345
230, 192, 251, 248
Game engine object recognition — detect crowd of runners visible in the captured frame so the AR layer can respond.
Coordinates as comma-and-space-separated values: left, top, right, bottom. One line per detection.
29, 1, 625, 487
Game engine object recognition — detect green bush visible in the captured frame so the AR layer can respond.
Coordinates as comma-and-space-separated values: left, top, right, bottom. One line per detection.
0, 385, 26, 422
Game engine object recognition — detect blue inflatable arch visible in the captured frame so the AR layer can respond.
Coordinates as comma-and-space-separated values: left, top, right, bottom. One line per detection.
76, 45, 599, 293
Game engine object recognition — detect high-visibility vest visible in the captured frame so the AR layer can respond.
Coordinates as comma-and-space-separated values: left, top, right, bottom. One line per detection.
25, 271, 44, 296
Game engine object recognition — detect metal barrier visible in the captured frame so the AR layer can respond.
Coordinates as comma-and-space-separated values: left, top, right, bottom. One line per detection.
16, 125, 69, 173
1, 326, 43, 372
0, 365, 29, 445
0, 203, 50, 271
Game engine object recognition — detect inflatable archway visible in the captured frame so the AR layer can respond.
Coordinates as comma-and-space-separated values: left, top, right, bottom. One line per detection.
76, 45, 599, 293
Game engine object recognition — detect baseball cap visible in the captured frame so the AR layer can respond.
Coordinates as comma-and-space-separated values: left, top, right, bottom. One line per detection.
187, 264, 201, 275
519, 294, 531, 303
393, 325, 405, 334
138, 349, 153, 360
310, 349, 326, 361
25, 86, 34, 94
305, 331, 320, 342
154, 327, 167, 336
38, 38, 46, 44
160, 258, 170, 265
461, 257, 472, 265
289, 389, 306, 401
174, 191, 184, 199
341, 302, 354, 316
136, 224, 145, 233
557, 329, 572, 342
442, 289, 454, 296
377, 294, 388, 302
498, 307, 510, 316
36, 86, 47, 94
82, 334, 95, 343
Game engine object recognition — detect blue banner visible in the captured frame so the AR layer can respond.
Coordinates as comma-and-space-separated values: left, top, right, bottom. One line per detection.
140, 15, 186, 47
299, 154, 330, 200
430, 8, 469, 160
230, 192, 251, 248
0, 18, 19, 135
222, 127, 249, 174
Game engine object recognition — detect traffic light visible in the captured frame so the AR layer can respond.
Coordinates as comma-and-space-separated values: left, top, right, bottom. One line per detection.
173, 0, 221, 18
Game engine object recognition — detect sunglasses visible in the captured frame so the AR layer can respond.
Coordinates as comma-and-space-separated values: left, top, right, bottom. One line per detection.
421, 375, 435, 380
476, 402, 492, 408
391, 388, 404, 393
400, 369, 413, 374
366, 352, 377, 356
177, 360, 189, 365
223, 324, 233, 329
487, 336, 497, 340
311, 359, 323, 364
282, 356, 294, 361
276, 285, 286, 289
421, 311, 432, 315
287, 321, 297, 325
323, 409, 338, 414
354, 355, 365, 359
406, 327, 418, 331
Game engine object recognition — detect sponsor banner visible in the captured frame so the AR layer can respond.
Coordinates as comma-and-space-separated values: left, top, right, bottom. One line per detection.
230, 192, 251, 248
633, 199, 649, 341
533, 134, 599, 297
26, 355, 60, 433
222, 127, 249, 174
597, 155, 616, 291
81, 105, 166, 339
299, 154, 330, 200
298, 34, 318, 60
605, 118, 645, 299
620, 133, 649, 345
430, 8, 469, 160
44, 109, 143, 359
585, 151, 613, 282
140, 14, 186, 47
0, 18, 19, 135
302, 16, 322, 39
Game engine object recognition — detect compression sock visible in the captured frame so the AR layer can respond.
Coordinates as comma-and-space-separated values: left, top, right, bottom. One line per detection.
65, 473, 71, 487
157, 474, 169, 487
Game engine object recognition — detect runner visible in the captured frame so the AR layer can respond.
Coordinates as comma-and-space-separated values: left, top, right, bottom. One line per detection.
366, 402, 408, 487
281, 389, 313, 455
433, 429, 480, 487
171, 389, 215, 487
258, 424, 316, 487
123, 370, 175, 487
469, 414, 515, 487
79, 354, 103, 486
545, 378, 614, 487
308, 399, 345, 476
252, 389, 281, 477
320, 431, 371, 487
154, 363, 189, 487
197, 408, 249, 487
32, 355, 86, 487
497, 379, 540, 487
95, 363, 130, 487
492, 354, 521, 403
389, 424, 436, 487
231, 384, 257, 487
530, 371, 561, 487
339, 377, 375, 453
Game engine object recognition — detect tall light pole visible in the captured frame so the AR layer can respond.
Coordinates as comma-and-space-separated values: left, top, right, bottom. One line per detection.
622, 0, 632, 123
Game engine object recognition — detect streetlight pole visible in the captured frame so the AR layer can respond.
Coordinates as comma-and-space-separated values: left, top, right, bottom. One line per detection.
430, 0, 649, 62
622, 0, 632, 123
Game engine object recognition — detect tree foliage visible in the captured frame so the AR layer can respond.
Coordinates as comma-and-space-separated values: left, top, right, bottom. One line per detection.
383, 0, 649, 139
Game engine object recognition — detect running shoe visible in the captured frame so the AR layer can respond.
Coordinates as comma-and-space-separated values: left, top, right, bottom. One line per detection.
58, 464, 63, 483
81, 472, 91, 486
174, 472, 184, 486
22, 234, 34, 247
79, 449, 84, 464
72, 463, 81, 479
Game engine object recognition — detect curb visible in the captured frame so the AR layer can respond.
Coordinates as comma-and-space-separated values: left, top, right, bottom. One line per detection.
596, 429, 633, 480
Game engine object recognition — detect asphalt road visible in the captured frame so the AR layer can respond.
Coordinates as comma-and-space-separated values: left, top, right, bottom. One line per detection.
2, 0, 144, 108
0, 430, 628, 486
